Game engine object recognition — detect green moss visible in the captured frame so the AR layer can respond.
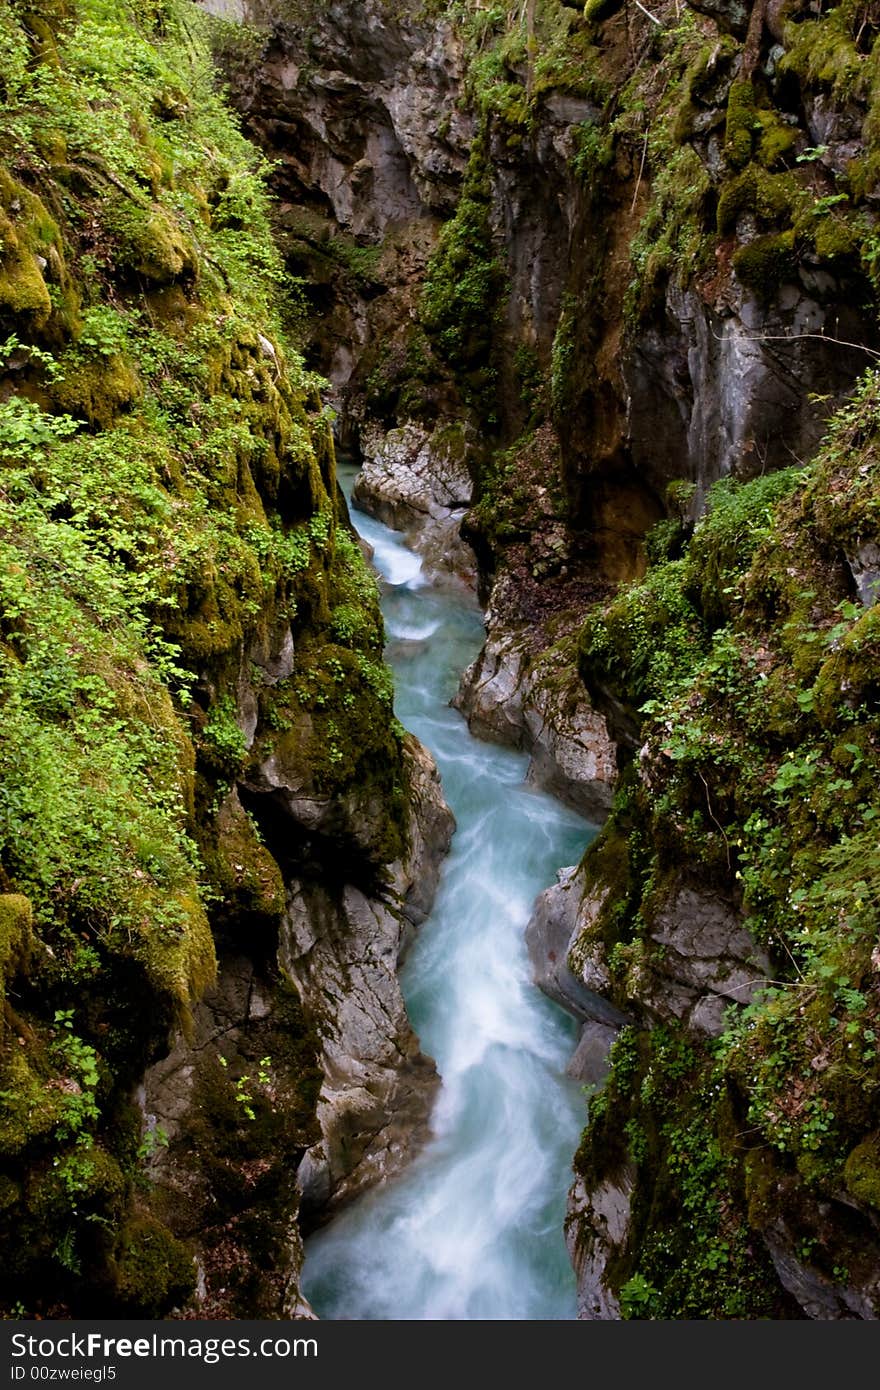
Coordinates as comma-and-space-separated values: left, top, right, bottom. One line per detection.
112, 204, 197, 284
569, 792, 646, 967
755, 111, 797, 171
0, 894, 33, 998
687, 36, 737, 105
420, 131, 507, 418
0, 1041, 67, 1156
626, 144, 712, 323
0, 167, 78, 338
53, 354, 142, 427
716, 164, 799, 236
811, 604, 880, 726
0, 180, 53, 326
732, 229, 797, 297
0, 235, 52, 323
844, 1133, 880, 1209
579, 557, 704, 710
724, 80, 757, 171
203, 791, 285, 930
779, 1, 871, 99
140, 887, 216, 1018
112, 1214, 195, 1315
812, 211, 861, 264
575, 1024, 785, 1318
26, 1146, 126, 1228
583, 0, 623, 22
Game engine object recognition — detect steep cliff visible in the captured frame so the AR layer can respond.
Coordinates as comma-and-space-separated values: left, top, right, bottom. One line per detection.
209, 0, 880, 1319
5, 0, 879, 1321
0, 0, 448, 1318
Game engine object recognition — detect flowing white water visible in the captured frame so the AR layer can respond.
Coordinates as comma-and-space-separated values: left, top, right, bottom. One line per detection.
302, 468, 596, 1320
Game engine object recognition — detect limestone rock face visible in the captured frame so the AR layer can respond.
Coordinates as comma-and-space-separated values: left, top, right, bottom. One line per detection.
566, 865, 770, 1041
245, 0, 469, 236
454, 590, 617, 821
525, 865, 626, 1096
566, 1021, 619, 1088
142, 954, 319, 1320
281, 736, 453, 1219
454, 620, 528, 747
526, 867, 628, 1029
211, 0, 472, 432
625, 284, 874, 515
394, 733, 457, 931
353, 421, 476, 584
280, 880, 438, 1216
644, 886, 772, 1037
566, 1168, 635, 1321
236, 623, 295, 751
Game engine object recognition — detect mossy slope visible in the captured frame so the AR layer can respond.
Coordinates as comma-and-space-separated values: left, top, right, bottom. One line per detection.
573, 370, 880, 1317
0, 0, 405, 1316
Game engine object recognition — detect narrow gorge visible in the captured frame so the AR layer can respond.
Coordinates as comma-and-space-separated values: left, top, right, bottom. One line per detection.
1, 0, 879, 1321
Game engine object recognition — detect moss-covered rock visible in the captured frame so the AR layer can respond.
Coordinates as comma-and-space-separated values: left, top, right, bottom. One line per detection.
844, 1133, 880, 1210
105, 200, 198, 286
112, 1215, 195, 1316
571, 367, 880, 1316
53, 354, 142, 427
0, 895, 32, 1000
733, 228, 798, 295
0, 0, 407, 1318
724, 79, 757, 170
0, 172, 58, 329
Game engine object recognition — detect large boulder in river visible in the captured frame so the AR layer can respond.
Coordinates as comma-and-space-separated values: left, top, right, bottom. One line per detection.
526, 866, 628, 1029
353, 421, 477, 585
454, 580, 617, 821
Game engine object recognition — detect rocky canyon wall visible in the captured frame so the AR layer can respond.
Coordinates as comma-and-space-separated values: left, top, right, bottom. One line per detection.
0, 0, 452, 1319
210, 0, 880, 1320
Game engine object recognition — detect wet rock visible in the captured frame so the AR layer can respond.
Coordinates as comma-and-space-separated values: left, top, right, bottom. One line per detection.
454, 622, 528, 746
281, 879, 439, 1216
568, 868, 771, 1039
241, 713, 393, 864
228, 0, 468, 231
646, 885, 772, 1031
626, 283, 874, 511
523, 683, 618, 818
353, 421, 477, 585
565, 1167, 635, 1320
566, 1020, 619, 1087
847, 540, 880, 607
394, 733, 456, 932
455, 595, 617, 820
280, 735, 453, 1218
236, 623, 295, 750
526, 866, 628, 1028
142, 954, 318, 1319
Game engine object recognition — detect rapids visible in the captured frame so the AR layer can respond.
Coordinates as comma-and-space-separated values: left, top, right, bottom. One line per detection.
302, 467, 596, 1320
